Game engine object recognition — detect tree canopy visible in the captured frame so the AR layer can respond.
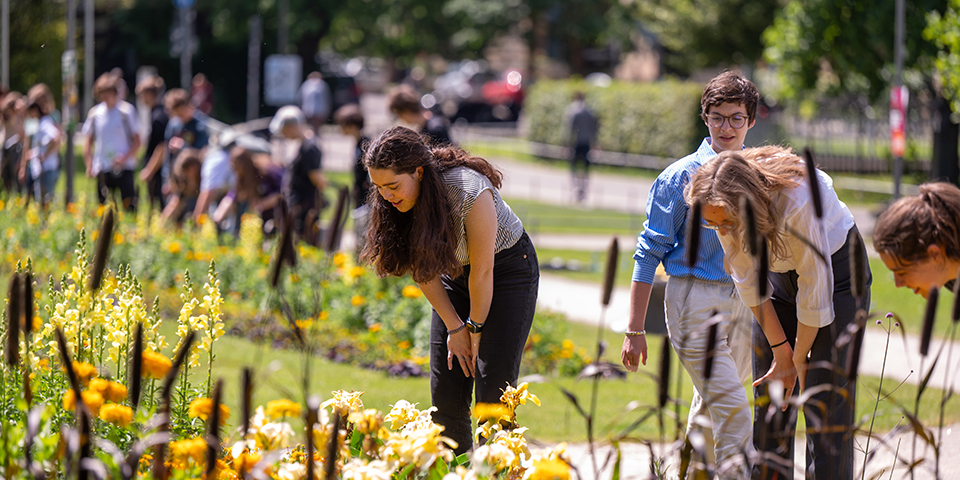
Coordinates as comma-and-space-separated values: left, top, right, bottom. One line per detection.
925, 0, 960, 113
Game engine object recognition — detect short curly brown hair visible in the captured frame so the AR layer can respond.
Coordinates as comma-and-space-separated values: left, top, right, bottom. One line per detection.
700, 71, 760, 122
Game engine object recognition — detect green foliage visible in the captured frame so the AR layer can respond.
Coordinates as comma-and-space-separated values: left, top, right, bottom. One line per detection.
630, 0, 783, 75
5, 0, 66, 99
525, 79, 705, 159
762, 0, 947, 105
925, 0, 960, 113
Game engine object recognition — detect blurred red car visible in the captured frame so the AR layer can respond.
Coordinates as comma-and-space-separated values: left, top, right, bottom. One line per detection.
481, 70, 524, 121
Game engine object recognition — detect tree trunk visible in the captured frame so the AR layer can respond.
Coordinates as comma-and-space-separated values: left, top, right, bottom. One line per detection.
931, 91, 960, 185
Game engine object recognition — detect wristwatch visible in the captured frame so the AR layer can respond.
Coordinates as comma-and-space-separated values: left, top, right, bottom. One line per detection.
465, 317, 485, 334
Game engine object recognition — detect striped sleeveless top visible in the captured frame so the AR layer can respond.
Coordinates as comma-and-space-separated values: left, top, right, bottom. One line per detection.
441, 166, 524, 266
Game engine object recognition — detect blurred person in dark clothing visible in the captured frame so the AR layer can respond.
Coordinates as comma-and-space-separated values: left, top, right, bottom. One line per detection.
161, 148, 202, 226
136, 76, 169, 211
213, 148, 283, 237
23, 99, 61, 207
388, 84, 452, 146
1, 92, 26, 195
334, 103, 371, 254
564, 91, 598, 203
141, 88, 209, 203
270, 105, 327, 241
191, 73, 215, 116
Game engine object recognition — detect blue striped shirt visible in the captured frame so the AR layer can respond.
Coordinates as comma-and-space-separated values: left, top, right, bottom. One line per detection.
632, 138, 731, 284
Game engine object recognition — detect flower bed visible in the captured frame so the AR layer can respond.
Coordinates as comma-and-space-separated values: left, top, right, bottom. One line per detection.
0, 244, 568, 478
0, 197, 590, 377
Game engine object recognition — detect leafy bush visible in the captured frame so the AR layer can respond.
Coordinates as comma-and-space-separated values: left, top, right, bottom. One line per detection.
524, 79, 707, 159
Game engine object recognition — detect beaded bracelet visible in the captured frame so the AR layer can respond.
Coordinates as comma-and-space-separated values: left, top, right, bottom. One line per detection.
625, 330, 646, 337
447, 323, 467, 335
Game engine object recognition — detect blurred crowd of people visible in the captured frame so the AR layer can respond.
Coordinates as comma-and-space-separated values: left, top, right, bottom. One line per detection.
0, 68, 461, 251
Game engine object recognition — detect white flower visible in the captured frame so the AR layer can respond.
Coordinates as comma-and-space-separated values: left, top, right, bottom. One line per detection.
277, 462, 306, 480
342, 458, 394, 480
257, 421, 294, 450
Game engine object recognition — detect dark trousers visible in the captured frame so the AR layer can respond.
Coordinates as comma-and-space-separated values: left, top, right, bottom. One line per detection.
97, 170, 137, 211
430, 233, 539, 454
753, 226, 872, 480
571, 143, 590, 202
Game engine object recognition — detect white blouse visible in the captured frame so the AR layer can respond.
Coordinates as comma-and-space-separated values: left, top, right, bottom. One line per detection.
720, 169, 855, 328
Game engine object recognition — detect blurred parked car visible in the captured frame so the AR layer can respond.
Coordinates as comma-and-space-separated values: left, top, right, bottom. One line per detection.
481, 69, 524, 121
428, 60, 496, 123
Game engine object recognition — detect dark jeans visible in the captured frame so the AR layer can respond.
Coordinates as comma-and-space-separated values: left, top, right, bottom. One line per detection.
753, 226, 872, 480
97, 170, 137, 211
571, 143, 590, 202
430, 232, 539, 454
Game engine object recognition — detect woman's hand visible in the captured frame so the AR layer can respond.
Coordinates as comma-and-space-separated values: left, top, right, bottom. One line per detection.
620, 335, 648, 372
793, 350, 808, 393
447, 329, 475, 377
753, 343, 798, 411
470, 332, 481, 368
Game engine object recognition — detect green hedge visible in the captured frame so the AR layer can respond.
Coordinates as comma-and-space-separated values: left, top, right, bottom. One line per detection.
525, 79, 707, 159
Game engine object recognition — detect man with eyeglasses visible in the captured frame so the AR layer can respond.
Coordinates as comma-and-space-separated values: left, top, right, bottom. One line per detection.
620, 71, 759, 479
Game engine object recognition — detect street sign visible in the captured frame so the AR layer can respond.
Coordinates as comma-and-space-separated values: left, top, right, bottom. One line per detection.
173, 0, 195, 9
264, 54, 302, 106
890, 86, 909, 158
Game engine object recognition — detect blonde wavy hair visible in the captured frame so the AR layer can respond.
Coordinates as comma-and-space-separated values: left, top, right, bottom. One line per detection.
686, 145, 807, 260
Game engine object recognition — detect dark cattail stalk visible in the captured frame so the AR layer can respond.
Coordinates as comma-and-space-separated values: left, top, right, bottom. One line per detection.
658, 337, 671, 408
161, 330, 196, 403
849, 229, 867, 300
205, 379, 223, 479
22, 271, 33, 334
325, 411, 342, 480
129, 323, 144, 410
270, 211, 295, 289
55, 328, 83, 405
739, 195, 758, 257
88, 207, 115, 293
241, 368, 253, 441
324, 186, 350, 253
921, 287, 939, 357
601, 237, 619, 307
78, 407, 92, 480
845, 313, 866, 382
704, 321, 719, 381
306, 396, 320, 480
6, 273, 21, 367
802, 147, 823, 219
686, 200, 702, 268
758, 240, 770, 299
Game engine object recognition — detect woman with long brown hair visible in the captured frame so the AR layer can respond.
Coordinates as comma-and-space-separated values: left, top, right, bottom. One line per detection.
874, 182, 960, 298
687, 145, 871, 479
361, 126, 538, 453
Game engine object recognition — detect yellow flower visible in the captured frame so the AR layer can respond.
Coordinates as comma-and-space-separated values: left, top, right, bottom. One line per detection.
265, 399, 302, 419
70, 361, 98, 385
168, 241, 182, 254
321, 390, 365, 416
319, 311, 329, 320
113, 232, 124, 245
350, 266, 366, 277
142, 350, 172, 379
63, 389, 104, 416
295, 319, 313, 330
66, 202, 79, 214
473, 403, 511, 423
500, 383, 541, 415
368, 323, 382, 333
96, 205, 106, 217
99, 403, 134, 427
189, 398, 231, 424
231, 450, 261, 473
169, 436, 207, 465
333, 252, 348, 267
527, 458, 571, 480
88, 378, 128, 403
375, 291, 386, 300
398, 341, 411, 350
402, 285, 423, 299
351, 295, 366, 307
348, 408, 384, 435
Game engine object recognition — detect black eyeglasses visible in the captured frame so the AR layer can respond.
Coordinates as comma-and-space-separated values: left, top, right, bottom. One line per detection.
704, 113, 748, 129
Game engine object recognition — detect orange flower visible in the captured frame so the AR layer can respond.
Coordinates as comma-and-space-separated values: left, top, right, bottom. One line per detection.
188, 398, 230, 424
99, 403, 134, 427
402, 285, 423, 298
351, 295, 366, 307
142, 350, 172, 379
70, 361, 98, 385
63, 389, 104, 416
89, 378, 128, 403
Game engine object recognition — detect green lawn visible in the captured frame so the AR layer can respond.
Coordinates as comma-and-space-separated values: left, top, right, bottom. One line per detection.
505, 197, 645, 236
187, 315, 960, 446
537, 247, 637, 288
